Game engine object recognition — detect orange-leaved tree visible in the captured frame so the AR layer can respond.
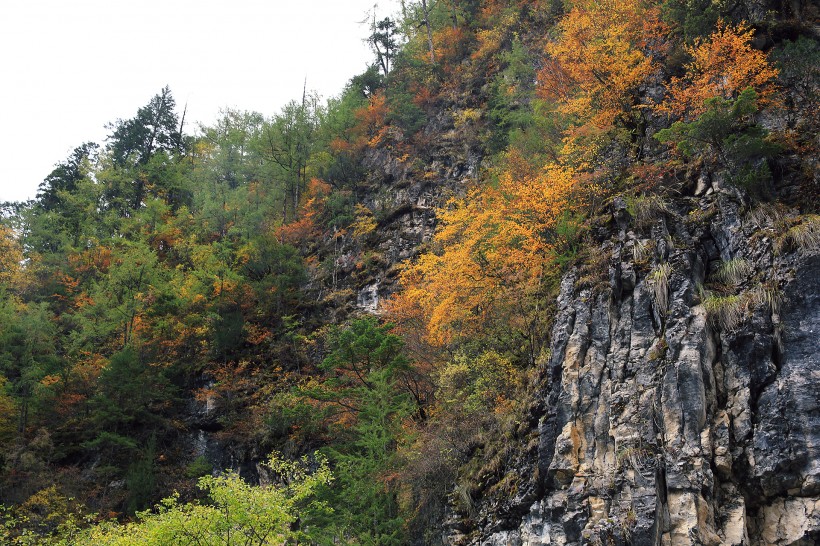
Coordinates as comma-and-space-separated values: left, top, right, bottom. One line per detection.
388, 157, 581, 350
538, 0, 668, 133
662, 21, 779, 120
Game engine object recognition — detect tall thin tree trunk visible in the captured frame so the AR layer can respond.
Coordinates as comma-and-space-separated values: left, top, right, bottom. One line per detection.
422, 0, 436, 63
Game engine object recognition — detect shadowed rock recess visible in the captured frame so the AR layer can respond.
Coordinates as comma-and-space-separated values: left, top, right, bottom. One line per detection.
446, 192, 819, 545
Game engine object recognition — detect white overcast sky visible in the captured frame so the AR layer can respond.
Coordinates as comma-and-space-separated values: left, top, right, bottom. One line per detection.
0, 0, 399, 203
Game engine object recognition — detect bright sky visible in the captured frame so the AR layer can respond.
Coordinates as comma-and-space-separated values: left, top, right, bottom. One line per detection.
0, 0, 399, 203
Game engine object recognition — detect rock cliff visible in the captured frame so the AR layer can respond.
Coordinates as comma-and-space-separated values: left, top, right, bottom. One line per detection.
447, 187, 819, 545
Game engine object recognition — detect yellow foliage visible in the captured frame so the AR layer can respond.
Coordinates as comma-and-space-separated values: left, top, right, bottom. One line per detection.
0, 225, 24, 289
473, 11, 517, 62
351, 204, 378, 239
540, 0, 667, 130
394, 161, 581, 346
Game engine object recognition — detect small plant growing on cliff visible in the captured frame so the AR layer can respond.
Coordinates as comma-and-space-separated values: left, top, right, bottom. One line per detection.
632, 238, 654, 265
748, 283, 782, 316
627, 194, 672, 231
647, 337, 669, 361
647, 263, 672, 316
700, 281, 782, 331
745, 202, 786, 231
701, 291, 745, 330
777, 214, 820, 255
713, 258, 752, 286
185, 455, 212, 479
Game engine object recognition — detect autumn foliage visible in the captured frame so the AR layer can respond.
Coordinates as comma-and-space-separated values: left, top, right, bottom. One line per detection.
662, 22, 779, 119
538, 0, 668, 131
389, 157, 581, 347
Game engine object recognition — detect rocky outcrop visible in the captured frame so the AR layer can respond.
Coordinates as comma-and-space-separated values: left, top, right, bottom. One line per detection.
448, 192, 819, 545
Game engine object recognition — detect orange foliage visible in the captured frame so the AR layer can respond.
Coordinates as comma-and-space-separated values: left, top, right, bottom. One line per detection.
275, 178, 330, 246
432, 26, 471, 66
538, 0, 667, 130
389, 158, 582, 346
329, 137, 352, 154
662, 22, 779, 119
68, 246, 113, 277
351, 92, 389, 151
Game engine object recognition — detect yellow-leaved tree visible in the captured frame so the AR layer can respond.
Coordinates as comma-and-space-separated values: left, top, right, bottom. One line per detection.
388, 157, 580, 350
538, 0, 668, 139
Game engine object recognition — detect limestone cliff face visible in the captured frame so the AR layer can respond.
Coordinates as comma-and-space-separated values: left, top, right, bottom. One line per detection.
448, 188, 819, 545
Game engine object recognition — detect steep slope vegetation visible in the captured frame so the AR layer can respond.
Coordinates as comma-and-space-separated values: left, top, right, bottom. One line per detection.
0, 0, 818, 544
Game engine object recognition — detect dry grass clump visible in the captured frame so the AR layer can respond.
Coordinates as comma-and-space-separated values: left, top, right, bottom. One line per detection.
647, 263, 672, 316
628, 194, 672, 230
777, 214, 820, 254
713, 258, 753, 286
700, 282, 782, 331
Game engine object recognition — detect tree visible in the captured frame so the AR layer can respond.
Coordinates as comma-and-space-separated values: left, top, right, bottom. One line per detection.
538, 0, 667, 140
105, 87, 184, 212
0, 299, 61, 435
369, 17, 399, 77
255, 96, 321, 221
308, 318, 413, 546
74, 453, 332, 545
655, 87, 781, 191
661, 21, 778, 120
108, 86, 182, 168
392, 160, 580, 352
36, 143, 98, 213
200, 109, 266, 190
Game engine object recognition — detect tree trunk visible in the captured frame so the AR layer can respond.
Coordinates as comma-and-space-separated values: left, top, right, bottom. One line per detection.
421, 0, 436, 63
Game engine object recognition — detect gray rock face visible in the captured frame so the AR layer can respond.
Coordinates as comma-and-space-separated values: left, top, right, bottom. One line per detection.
448, 194, 819, 545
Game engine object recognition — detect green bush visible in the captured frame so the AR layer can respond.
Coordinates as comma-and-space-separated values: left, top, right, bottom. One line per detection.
655, 88, 781, 193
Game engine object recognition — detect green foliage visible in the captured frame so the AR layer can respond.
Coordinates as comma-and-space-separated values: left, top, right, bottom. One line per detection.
0, 299, 61, 434
124, 436, 157, 514
73, 453, 332, 546
185, 456, 212, 479
241, 236, 307, 318
107, 86, 182, 168
436, 350, 519, 415
551, 210, 586, 268
87, 347, 176, 468
486, 35, 539, 154
318, 368, 410, 546
36, 143, 99, 214
655, 88, 781, 192
320, 317, 410, 381
387, 81, 427, 137
369, 17, 399, 77
771, 36, 820, 128
701, 290, 746, 330
299, 318, 414, 545
321, 188, 356, 230
661, 0, 732, 41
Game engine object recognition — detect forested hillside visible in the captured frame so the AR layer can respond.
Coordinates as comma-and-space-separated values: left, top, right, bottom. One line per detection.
1, 0, 818, 544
